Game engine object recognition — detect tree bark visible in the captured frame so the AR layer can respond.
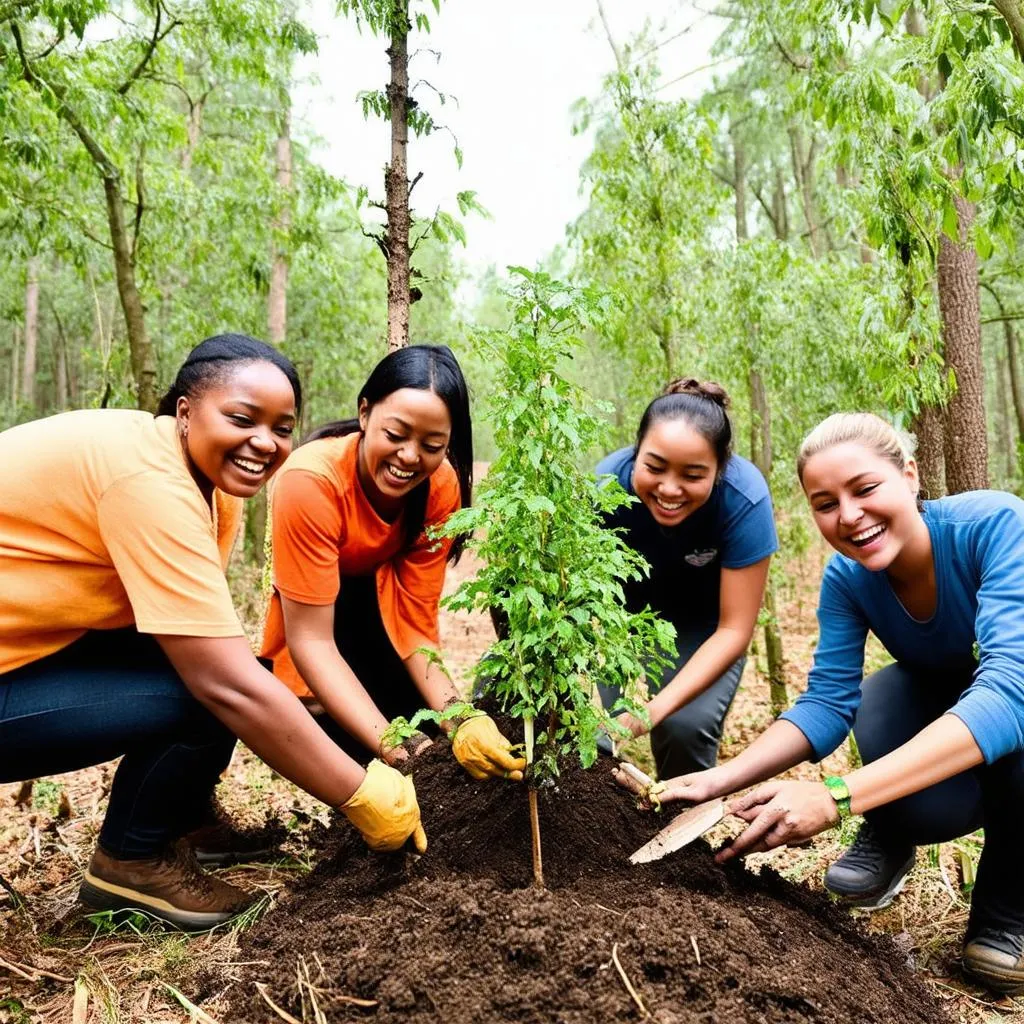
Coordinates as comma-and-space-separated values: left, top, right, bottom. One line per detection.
996, 350, 1014, 480
749, 367, 787, 714
11, 324, 21, 407
21, 254, 40, 409
937, 194, 988, 493
268, 104, 292, 346
384, 1, 412, 352
991, 0, 1024, 61
788, 126, 821, 257
910, 404, 946, 499
732, 128, 747, 242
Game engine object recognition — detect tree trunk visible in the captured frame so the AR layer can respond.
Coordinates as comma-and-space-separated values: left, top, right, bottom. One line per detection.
910, 404, 946, 499
937, 194, 987, 493
772, 166, 789, 242
732, 129, 747, 243
384, 2, 412, 352
996, 350, 1014, 481
11, 324, 21, 407
52, 302, 69, 409
249, 101, 294, 569
788, 126, 821, 258
749, 367, 787, 714
268, 104, 292, 347
20, 254, 40, 409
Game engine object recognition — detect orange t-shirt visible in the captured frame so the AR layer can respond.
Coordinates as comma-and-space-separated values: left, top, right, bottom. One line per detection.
260, 433, 460, 698
0, 409, 245, 675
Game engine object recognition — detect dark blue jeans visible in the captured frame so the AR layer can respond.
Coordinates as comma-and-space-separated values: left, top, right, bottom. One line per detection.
0, 630, 235, 859
854, 661, 1024, 936
599, 629, 746, 779
310, 573, 431, 764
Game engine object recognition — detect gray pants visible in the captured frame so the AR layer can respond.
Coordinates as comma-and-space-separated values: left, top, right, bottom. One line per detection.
599, 630, 745, 780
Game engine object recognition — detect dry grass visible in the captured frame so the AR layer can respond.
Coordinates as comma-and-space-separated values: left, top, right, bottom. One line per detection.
1, 542, 1022, 1022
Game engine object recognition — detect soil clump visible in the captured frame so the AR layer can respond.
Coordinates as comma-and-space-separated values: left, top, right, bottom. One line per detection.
227, 739, 950, 1023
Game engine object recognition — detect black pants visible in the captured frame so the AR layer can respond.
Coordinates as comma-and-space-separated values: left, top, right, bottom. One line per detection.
598, 629, 745, 779
311, 574, 429, 764
0, 630, 235, 858
855, 661, 1024, 936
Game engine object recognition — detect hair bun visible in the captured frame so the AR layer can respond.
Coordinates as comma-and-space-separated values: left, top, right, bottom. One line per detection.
663, 377, 730, 410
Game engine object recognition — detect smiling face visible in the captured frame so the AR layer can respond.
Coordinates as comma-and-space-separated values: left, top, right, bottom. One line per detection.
632, 418, 719, 528
178, 360, 297, 500
356, 387, 452, 518
801, 441, 924, 571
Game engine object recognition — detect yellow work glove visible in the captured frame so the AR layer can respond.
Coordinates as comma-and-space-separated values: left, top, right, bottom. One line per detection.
340, 759, 428, 853
451, 714, 527, 781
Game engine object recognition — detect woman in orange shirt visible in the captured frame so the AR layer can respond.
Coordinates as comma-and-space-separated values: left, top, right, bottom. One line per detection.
0, 336, 426, 931
262, 345, 525, 781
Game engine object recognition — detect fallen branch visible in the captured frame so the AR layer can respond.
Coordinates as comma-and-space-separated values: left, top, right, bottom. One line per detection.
0, 955, 36, 981
611, 942, 650, 1018
255, 982, 301, 1024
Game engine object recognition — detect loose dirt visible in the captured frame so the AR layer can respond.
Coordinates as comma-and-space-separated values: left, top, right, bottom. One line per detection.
225, 737, 950, 1024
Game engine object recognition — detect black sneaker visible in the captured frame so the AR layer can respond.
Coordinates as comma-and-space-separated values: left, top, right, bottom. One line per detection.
962, 928, 1024, 995
823, 821, 915, 910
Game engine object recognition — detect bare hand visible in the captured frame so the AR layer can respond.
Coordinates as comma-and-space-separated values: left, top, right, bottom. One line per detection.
649, 766, 733, 806
380, 731, 432, 767
715, 780, 838, 864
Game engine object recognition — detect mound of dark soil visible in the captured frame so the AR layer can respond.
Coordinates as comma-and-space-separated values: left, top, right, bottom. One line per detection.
226, 741, 950, 1024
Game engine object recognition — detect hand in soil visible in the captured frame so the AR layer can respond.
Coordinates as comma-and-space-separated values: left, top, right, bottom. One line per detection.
648, 765, 733, 806
380, 731, 433, 767
451, 714, 527, 781
340, 759, 429, 853
716, 779, 839, 863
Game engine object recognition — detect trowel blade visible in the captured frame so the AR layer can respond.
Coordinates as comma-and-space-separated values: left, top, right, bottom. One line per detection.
628, 798, 725, 864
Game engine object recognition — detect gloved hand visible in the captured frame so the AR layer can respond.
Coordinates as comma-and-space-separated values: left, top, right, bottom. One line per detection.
451, 714, 527, 781
340, 759, 428, 853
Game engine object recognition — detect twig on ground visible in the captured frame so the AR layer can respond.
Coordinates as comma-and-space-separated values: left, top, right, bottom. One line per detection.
0, 955, 37, 980
255, 982, 302, 1024
594, 903, 624, 915
141, 981, 153, 1014
690, 934, 701, 966
611, 942, 650, 1018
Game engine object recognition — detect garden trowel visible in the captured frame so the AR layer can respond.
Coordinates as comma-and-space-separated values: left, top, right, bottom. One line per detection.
628, 798, 725, 864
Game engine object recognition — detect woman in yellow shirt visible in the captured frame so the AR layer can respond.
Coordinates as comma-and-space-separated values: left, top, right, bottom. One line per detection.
0, 335, 425, 930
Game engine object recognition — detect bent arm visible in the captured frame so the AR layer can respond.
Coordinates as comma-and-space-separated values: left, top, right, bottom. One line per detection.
645, 558, 770, 729
280, 596, 392, 755
845, 714, 983, 814
157, 634, 365, 806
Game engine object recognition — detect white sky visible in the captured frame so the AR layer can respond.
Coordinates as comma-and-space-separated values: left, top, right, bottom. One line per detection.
294, 1, 727, 278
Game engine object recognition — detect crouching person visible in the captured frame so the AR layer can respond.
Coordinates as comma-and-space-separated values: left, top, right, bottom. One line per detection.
0, 335, 426, 931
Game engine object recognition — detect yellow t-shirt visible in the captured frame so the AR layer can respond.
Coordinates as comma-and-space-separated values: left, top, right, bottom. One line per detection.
0, 409, 245, 675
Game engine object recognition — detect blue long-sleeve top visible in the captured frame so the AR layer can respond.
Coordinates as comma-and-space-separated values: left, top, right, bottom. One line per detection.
780, 491, 1024, 765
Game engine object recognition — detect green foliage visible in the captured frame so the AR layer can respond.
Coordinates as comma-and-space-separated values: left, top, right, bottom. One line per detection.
437, 268, 675, 780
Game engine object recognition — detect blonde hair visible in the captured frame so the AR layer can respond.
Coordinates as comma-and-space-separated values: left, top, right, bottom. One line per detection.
797, 413, 916, 483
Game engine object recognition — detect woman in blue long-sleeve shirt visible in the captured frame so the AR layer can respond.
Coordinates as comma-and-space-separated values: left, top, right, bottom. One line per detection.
648, 412, 1024, 995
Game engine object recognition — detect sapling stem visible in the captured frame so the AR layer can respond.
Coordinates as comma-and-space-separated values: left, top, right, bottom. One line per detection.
523, 715, 544, 888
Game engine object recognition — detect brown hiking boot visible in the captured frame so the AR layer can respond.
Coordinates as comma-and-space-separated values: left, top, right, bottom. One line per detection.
79, 839, 254, 930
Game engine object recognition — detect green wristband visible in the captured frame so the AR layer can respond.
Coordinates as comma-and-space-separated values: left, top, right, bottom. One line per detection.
823, 775, 852, 822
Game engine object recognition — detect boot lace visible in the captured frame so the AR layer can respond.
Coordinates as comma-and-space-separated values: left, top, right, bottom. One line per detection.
838, 821, 906, 871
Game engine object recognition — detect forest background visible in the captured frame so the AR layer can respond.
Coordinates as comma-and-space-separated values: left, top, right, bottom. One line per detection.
3, 1, 1024, 1017
4, 0, 1024, 708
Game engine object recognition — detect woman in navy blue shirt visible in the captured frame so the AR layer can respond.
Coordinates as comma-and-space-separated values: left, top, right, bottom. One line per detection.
651, 413, 1024, 996
597, 379, 778, 779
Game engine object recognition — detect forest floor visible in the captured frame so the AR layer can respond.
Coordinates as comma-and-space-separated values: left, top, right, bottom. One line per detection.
0, 534, 1021, 1023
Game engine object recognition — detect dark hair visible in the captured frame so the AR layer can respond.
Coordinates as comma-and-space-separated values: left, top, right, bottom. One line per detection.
306, 344, 473, 563
156, 334, 302, 418
635, 377, 733, 469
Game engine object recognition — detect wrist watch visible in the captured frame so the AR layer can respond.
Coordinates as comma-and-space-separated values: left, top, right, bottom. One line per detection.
823, 775, 852, 822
